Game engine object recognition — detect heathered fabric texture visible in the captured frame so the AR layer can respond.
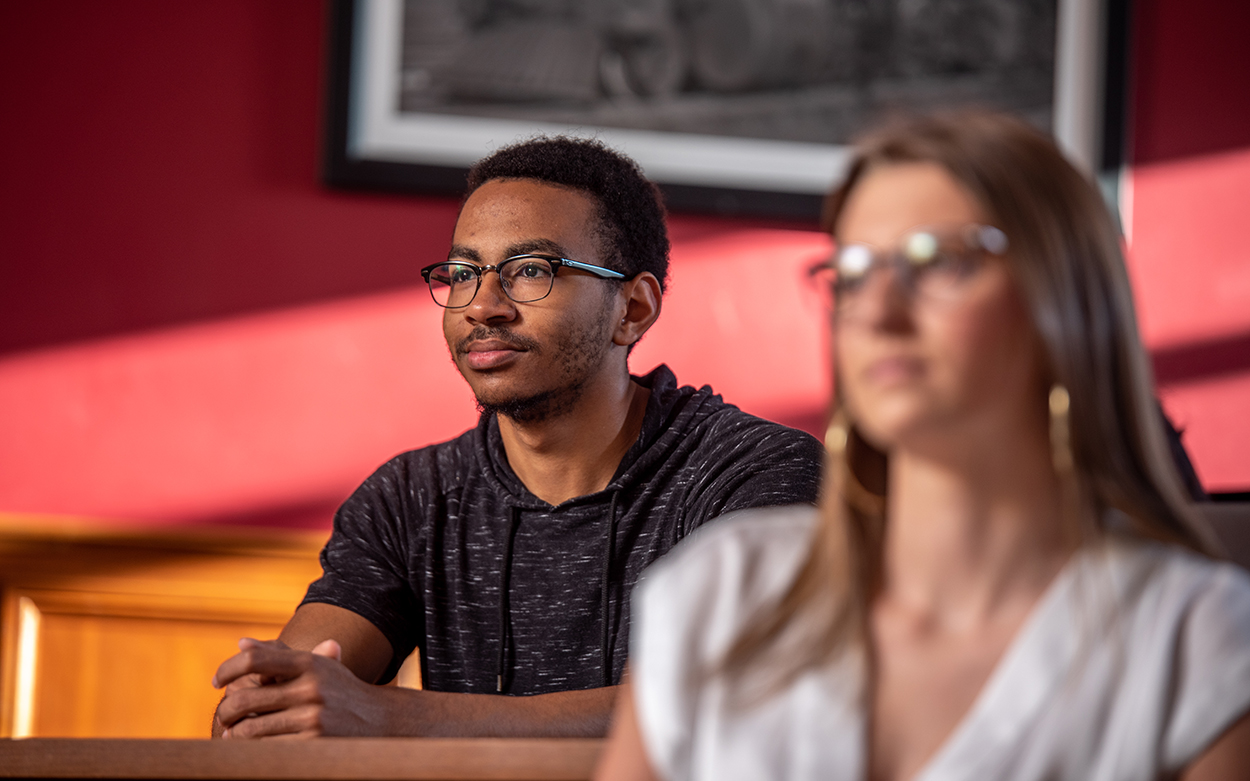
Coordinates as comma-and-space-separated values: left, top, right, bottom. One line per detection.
301, 365, 823, 695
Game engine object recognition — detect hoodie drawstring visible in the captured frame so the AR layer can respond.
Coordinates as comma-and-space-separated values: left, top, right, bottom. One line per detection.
600, 490, 620, 688
497, 505, 520, 693
497, 495, 621, 693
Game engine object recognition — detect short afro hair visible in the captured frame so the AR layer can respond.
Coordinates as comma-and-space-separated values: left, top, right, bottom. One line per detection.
465, 136, 670, 292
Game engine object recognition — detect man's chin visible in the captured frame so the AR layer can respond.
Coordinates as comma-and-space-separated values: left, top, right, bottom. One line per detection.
475, 382, 587, 425
476, 393, 554, 424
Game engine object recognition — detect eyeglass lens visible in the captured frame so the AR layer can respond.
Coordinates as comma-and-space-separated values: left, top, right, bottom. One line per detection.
427, 257, 557, 308
816, 225, 1006, 316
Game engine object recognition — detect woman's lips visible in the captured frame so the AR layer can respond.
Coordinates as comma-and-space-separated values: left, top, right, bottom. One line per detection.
863, 356, 924, 386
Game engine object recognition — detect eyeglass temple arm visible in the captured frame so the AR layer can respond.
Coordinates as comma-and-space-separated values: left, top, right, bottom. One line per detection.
557, 258, 626, 279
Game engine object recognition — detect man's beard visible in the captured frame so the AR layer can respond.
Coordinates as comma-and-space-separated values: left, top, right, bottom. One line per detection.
459, 304, 615, 425
476, 382, 587, 424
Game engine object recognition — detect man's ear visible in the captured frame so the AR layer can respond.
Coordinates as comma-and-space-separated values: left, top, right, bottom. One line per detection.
613, 272, 662, 348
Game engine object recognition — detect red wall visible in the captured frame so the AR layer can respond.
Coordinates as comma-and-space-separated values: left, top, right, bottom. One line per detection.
0, 1, 463, 354
0, 0, 828, 528
1125, 0, 1250, 491
1131, 0, 1250, 164
0, 0, 1246, 530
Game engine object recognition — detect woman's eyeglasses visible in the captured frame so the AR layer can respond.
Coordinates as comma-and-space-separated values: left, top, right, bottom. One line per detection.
806, 224, 1009, 316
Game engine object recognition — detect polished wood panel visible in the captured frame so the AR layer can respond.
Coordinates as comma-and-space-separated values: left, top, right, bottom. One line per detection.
0, 738, 603, 780
0, 515, 327, 738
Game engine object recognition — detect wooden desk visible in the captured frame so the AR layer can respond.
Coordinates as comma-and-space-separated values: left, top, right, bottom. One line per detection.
0, 738, 604, 780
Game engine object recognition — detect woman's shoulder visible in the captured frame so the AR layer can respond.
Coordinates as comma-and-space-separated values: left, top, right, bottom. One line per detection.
634, 505, 818, 653
643, 504, 819, 599
1093, 532, 1250, 770
684, 503, 819, 552
1101, 530, 1250, 612
1090, 531, 1250, 648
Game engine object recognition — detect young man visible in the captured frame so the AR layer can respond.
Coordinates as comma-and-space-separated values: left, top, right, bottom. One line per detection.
212, 137, 823, 738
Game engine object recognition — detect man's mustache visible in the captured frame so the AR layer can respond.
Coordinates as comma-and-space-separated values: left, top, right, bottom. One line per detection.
454, 327, 541, 355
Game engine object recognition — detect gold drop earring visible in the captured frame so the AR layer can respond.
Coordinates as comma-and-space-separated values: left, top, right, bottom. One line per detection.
1049, 384, 1073, 476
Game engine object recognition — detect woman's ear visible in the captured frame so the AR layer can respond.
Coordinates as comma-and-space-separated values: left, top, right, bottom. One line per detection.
614, 272, 662, 347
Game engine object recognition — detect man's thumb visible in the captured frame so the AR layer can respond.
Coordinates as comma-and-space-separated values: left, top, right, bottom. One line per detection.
311, 639, 342, 661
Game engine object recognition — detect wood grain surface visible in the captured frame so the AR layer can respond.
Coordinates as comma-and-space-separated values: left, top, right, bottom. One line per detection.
0, 738, 604, 780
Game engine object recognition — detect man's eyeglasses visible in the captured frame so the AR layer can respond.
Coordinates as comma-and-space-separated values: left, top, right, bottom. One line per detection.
420, 254, 626, 309
806, 224, 1009, 316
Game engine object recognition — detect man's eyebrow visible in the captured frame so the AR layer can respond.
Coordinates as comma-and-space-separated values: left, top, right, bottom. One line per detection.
447, 245, 482, 263
447, 239, 572, 263
505, 239, 569, 258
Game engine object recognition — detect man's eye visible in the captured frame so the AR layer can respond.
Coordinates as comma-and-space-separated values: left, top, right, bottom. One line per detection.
514, 262, 552, 279
448, 266, 478, 284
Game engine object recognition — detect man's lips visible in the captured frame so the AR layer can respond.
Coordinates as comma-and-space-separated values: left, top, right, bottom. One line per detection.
460, 339, 528, 371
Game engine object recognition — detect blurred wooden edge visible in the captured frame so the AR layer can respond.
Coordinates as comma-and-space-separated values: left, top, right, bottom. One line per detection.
0, 738, 604, 780
0, 513, 328, 558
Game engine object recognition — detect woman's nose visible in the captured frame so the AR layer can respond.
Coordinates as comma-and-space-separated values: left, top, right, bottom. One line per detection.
849, 265, 914, 330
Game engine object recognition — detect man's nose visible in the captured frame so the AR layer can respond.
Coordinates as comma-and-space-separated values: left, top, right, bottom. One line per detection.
465, 271, 517, 323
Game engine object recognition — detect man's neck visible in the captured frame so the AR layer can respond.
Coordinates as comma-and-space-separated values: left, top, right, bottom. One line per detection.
496, 372, 651, 506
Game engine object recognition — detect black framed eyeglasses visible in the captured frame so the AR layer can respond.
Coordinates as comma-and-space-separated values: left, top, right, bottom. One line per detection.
420, 254, 626, 309
806, 224, 1009, 315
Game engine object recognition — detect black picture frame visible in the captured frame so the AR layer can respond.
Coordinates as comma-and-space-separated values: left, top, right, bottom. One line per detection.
322, 0, 1131, 221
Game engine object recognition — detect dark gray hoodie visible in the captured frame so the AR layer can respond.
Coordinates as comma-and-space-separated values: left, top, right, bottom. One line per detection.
302, 364, 823, 694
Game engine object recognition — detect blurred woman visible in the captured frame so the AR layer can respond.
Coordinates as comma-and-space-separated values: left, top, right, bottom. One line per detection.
595, 112, 1250, 780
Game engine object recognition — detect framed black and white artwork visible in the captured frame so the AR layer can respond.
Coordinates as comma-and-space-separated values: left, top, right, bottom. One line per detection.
323, 0, 1129, 219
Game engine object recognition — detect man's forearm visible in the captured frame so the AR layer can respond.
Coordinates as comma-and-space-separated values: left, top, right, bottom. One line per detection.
216, 680, 619, 739
214, 626, 619, 738
381, 685, 619, 738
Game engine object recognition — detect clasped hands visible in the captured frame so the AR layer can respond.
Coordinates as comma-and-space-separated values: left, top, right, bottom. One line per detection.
212, 637, 395, 738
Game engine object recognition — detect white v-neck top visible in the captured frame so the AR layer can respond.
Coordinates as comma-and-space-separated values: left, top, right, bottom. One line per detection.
632, 506, 1250, 780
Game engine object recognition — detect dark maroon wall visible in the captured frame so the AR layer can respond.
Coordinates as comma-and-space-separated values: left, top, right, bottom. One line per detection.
0, 1, 461, 355
1132, 0, 1250, 163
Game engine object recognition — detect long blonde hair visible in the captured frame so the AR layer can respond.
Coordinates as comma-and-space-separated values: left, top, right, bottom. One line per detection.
723, 111, 1219, 690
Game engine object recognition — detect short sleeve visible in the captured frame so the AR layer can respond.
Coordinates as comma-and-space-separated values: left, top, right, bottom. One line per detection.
631, 508, 817, 780
1164, 563, 1250, 768
632, 548, 702, 781
302, 456, 425, 683
682, 414, 823, 533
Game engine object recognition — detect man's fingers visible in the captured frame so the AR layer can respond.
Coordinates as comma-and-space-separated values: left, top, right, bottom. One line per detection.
220, 703, 326, 739
216, 678, 309, 728
238, 637, 291, 652
212, 638, 358, 740
220, 672, 264, 695
212, 643, 311, 689
214, 640, 262, 688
